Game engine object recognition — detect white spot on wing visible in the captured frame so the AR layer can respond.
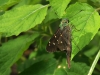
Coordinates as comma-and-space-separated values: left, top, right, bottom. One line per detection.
55, 35, 56, 38
53, 43, 55, 45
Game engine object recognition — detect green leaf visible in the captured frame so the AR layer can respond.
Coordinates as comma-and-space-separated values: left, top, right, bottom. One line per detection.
64, 2, 100, 59
0, 0, 21, 10
54, 59, 90, 75
84, 46, 98, 58
49, 0, 71, 18
44, 8, 58, 23
19, 58, 89, 75
0, 33, 39, 75
18, 54, 54, 72
0, 4, 48, 37
19, 58, 58, 75
54, 68, 67, 75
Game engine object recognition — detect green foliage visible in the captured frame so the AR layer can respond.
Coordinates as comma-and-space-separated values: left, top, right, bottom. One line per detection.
48, 0, 71, 18
0, 0, 21, 10
19, 55, 57, 75
0, 0, 100, 75
0, 33, 39, 75
0, 4, 48, 37
65, 2, 100, 59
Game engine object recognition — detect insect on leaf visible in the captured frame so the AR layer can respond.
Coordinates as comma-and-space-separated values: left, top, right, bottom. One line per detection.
46, 19, 72, 68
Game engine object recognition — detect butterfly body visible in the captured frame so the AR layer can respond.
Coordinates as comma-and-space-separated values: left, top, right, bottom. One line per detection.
46, 19, 72, 68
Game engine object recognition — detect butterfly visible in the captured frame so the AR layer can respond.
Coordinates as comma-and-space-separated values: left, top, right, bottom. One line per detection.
46, 19, 72, 68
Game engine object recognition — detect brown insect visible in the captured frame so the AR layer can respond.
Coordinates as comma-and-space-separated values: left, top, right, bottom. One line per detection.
46, 19, 72, 68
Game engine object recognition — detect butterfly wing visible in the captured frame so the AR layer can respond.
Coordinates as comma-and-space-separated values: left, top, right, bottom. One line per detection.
56, 26, 71, 68
46, 28, 62, 52
46, 26, 71, 53
57, 26, 71, 50
46, 19, 72, 68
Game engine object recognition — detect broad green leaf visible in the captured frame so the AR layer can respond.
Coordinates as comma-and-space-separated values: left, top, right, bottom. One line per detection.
0, 10, 4, 15
0, 33, 39, 75
0, 0, 21, 10
0, 4, 48, 37
48, 0, 71, 18
18, 54, 54, 72
64, 2, 100, 59
88, 0, 100, 7
44, 8, 58, 23
84, 46, 98, 58
27, 0, 42, 5
54, 59, 90, 75
84, 31, 100, 58
18, 58, 58, 75
54, 68, 67, 75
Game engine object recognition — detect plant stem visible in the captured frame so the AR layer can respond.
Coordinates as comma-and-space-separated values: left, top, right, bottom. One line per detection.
88, 50, 100, 75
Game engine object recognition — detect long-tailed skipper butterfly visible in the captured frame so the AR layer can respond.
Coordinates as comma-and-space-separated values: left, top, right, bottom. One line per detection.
46, 19, 71, 69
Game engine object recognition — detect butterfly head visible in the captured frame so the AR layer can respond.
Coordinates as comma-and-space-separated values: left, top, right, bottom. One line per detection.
59, 19, 69, 30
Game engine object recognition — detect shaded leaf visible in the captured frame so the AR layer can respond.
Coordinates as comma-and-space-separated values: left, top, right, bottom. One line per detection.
19, 58, 58, 75
84, 46, 99, 58
54, 59, 90, 75
18, 54, 54, 72
0, 33, 39, 75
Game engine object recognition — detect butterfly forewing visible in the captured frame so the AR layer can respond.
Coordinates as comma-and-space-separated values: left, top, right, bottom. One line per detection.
46, 28, 62, 52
